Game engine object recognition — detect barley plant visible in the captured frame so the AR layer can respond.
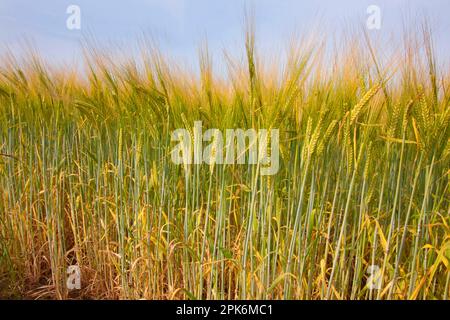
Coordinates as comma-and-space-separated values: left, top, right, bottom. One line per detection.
0, 27, 449, 299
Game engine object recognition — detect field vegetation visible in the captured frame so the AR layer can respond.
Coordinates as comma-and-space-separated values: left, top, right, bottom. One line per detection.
0, 25, 449, 299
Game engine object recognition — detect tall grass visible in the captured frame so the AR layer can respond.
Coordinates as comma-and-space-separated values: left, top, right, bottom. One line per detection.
0, 27, 449, 299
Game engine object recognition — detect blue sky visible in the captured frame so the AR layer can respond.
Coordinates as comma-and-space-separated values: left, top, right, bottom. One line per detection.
0, 0, 449, 67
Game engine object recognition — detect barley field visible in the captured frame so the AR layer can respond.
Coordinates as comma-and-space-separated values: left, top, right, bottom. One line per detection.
0, 27, 449, 299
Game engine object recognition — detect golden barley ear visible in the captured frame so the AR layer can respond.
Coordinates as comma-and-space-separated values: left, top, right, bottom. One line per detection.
387, 103, 402, 138
344, 120, 353, 173
350, 82, 381, 123
301, 117, 313, 162
317, 119, 337, 157
309, 112, 324, 156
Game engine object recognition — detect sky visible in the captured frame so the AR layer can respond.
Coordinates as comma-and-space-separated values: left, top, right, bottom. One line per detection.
0, 0, 449, 68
